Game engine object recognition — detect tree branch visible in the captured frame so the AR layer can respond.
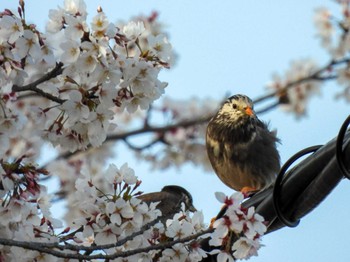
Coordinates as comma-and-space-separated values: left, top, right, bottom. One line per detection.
41, 115, 213, 168
41, 57, 350, 172
0, 228, 213, 260
253, 57, 350, 104
12, 62, 65, 104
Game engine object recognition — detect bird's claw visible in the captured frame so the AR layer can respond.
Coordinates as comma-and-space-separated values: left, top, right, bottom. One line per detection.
240, 186, 257, 197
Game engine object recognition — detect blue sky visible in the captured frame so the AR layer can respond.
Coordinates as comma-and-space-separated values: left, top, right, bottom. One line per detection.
3, 1, 350, 261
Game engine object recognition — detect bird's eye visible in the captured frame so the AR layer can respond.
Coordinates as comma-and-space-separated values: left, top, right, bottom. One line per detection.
232, 104, 238, 110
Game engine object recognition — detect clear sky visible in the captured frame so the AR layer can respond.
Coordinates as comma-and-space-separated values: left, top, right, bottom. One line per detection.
3, 1, 350, 261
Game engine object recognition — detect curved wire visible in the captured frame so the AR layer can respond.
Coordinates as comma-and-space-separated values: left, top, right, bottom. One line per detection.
273, 145, 322, 227
336, 114, 350, 180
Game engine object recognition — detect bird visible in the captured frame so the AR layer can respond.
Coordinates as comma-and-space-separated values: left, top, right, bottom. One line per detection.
138, 185, 197, 219
206, 94, 280, 194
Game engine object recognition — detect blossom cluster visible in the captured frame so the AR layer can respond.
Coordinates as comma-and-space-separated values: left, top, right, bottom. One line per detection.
209, 192, 266, 261
70, 163, 162, 247
69, 170, 266, 261
266, 59, 321, 117
0, 154, 267, 261
0, 0, 174, 159
0, 158, 63, 261
313, 3, 350, 102
263, 2, 350, 116
69, 162, 209, 261
313, 4, 350, 59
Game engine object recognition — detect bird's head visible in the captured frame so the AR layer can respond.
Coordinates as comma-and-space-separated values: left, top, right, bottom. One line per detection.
217, 94, 255, 124
162, 185, 197, 212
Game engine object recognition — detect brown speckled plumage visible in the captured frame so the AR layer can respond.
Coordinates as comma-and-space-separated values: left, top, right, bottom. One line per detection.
206, 94, 280, 192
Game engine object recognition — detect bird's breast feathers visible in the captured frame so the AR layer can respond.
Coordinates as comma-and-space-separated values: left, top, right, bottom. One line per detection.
206, 131, 257, 165
205, 94, 280, 192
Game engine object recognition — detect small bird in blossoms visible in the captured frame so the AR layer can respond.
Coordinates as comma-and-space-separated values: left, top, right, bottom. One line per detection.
138, 185, 196, 219
206, 94, 280, 194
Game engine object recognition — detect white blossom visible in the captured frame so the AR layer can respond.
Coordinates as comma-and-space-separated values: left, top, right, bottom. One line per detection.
209, 192, 266, 260
244, 206, 267, 239
91, 12, 109, 33
64, 15, 89, 40
0, 15, 23, 44
232, 237, 261, 260
94, 224, 118, 245
12, 30, 41, 61
217, 251, 235, 262
64, 0, 87, 17
123, 21, 145, 40
166, 219, 194, 240
60, 40, 81, 63
314, 8, 334, 48
147, 34, 173, 62
62, 90, 90, 125
267, 59, 320, 117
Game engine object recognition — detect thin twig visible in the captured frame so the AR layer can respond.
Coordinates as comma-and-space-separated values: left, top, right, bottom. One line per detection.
107, 116, 212, 141
41, 115, 212, 168
253, 58, 350, 104
12, 62, 65, 104
123, 138, 162, 151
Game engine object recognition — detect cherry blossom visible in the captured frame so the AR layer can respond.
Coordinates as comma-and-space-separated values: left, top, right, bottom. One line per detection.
161, 243, 189, 261
209, 192, 266, 260
91, 12, 109, 33
12, 29, 41, 61
147, 34, 173, 62
63, 0, 87, 18
244, 206, 267, 239
0, 15, 23, 44
60, 40, 81, 64
64, 14, 89, 40
61, 90, 90, 125
216, 251, 235, 262
232, 237, 260, 260
166, 219, 195, 239
123, 21, 146, 41
314, 8, 334, 49
267, 59, 320, 117
215, 191, 244, 210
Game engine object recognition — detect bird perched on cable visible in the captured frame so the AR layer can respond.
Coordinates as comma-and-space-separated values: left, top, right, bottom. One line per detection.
206, 94, 280, 194
138, 185, 196, 219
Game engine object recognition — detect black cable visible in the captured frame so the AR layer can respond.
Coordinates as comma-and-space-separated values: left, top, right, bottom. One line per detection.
336, 114, 350, 180
273, 145, 322, 227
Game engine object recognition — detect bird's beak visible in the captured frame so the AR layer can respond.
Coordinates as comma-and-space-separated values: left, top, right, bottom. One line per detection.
245, 106, 254, 116
189, 204, 197, 212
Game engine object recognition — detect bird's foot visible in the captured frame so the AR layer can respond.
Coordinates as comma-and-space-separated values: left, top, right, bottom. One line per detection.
240, 186, 257, 197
